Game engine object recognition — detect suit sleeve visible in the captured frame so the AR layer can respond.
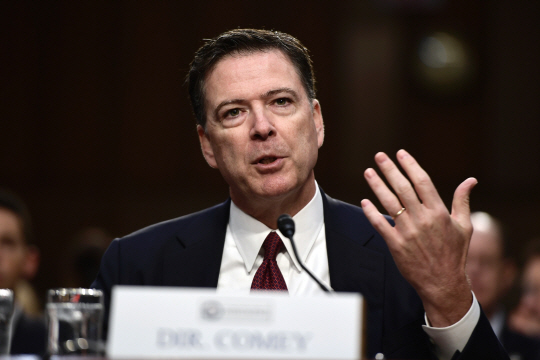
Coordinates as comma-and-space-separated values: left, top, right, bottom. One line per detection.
450, 310, 510, 360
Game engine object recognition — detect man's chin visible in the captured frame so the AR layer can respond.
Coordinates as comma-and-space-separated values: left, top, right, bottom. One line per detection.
232, 182, 297, 203
252, 187, 295, 201
230, 173, 315, 205
257, 181, 317, 206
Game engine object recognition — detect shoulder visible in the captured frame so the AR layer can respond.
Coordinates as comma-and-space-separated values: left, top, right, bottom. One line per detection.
321, 189, 393, 251
114, 199, 230, 250
94, 199, 231, 288
321, 189, 393, 226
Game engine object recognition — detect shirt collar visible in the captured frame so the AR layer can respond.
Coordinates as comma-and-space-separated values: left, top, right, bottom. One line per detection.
229, 183, 324, 274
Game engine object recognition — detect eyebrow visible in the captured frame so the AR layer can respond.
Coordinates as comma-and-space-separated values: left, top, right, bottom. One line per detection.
213, 87, 299, 119
261, 87, 298, 100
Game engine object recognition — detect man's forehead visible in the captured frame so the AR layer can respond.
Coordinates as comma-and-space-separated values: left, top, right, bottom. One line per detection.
210, 48, 292, 73
204, 49, 303, 101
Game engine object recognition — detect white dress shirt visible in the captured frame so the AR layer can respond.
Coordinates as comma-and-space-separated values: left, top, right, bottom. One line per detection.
217, 185, 330, 295
217, 184, 480, 360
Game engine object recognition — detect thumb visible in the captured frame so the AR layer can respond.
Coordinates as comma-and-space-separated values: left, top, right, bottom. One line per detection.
451, 177, 478, 224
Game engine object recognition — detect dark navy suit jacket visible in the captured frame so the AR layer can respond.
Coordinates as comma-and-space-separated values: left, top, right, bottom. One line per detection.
92, 190, 508, 360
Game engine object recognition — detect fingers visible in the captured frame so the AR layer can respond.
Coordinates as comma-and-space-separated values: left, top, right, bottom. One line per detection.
364, 167, 405, 217
366, 150, 474, 223
361, 199, 397, 241
451, 177, 478, 224
394, 149, 442, 209
372, 152, 423, 214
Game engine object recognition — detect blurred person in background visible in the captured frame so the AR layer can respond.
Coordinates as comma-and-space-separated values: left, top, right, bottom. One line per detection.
510, 239, 540, 340
467, 212, 540, 359
0, 189, 47, 355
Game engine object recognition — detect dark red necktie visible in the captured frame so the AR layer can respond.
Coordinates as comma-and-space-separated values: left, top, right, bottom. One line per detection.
251, 232, 288, 291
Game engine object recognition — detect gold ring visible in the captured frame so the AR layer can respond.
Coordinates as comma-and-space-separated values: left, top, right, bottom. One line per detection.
393, 207, 406, 219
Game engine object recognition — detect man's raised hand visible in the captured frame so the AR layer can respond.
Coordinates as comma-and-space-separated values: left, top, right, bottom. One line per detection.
361, 149, 477, 327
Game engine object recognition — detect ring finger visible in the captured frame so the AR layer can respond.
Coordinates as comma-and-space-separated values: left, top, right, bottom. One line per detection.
373, 152, 422, 215
364, 167, 407, 219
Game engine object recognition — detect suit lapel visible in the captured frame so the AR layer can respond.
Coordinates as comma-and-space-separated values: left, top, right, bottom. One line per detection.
322, 190, 386, 353
161, 199, 231, 288
322, 191, 385, 299
158, 191, 387, 296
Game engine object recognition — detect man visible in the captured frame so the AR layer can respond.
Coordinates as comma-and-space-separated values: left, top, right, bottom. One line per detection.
0, 189, 46, 355
510, 239, 540, 339
467, 212, 540, 359
92, 29, 508, 359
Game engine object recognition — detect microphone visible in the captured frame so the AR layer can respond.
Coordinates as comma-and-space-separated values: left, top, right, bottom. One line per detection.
277, 214, 332, 293
277, 213, 295, 238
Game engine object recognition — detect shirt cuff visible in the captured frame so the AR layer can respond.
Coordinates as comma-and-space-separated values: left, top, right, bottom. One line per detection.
422, 292, 480, 360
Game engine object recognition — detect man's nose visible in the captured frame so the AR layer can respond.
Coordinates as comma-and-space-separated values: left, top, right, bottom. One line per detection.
249, 108, 276, 140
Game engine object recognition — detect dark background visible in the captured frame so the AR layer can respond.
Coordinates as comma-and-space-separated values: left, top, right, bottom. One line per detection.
1, 0, 539, 305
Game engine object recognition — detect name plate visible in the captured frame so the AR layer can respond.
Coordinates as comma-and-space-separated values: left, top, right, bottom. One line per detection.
107, 286, 364, 359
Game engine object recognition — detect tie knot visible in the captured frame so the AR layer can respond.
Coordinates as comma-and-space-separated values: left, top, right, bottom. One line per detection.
262, 232, 283, 261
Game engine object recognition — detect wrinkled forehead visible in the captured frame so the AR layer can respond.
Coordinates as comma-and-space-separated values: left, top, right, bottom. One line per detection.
203, 49, 304, 101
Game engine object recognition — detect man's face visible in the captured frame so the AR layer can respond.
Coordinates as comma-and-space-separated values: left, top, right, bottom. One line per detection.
466, 228, 513, 315
198, 50, 324, 209
0, 208, 27, 289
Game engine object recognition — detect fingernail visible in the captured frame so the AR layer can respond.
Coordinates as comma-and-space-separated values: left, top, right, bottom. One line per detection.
365, 168, 375, 179
375, 152, 387, 163
398, 149, 409, 159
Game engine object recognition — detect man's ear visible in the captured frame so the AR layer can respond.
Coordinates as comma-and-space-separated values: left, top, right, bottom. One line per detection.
197, 125, 218, 168
312, 99, 324, 148
23, 245, 40, 280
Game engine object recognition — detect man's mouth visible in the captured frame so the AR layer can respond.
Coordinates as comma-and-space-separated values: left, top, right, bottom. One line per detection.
258, 157, 277, 164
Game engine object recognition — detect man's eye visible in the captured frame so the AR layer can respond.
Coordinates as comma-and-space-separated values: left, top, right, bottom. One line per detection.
226, 108, 240, 117
275, 98, 290, 106
0, 237, 18, 249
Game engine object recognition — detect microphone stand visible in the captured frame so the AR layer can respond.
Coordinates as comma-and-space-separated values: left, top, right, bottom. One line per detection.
277, 214, 332, 293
